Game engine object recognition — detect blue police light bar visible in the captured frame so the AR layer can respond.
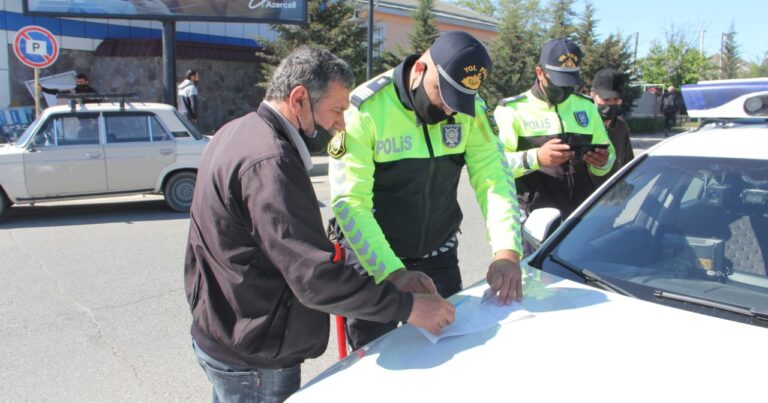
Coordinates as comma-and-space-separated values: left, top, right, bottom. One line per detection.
681, 78, 768, 118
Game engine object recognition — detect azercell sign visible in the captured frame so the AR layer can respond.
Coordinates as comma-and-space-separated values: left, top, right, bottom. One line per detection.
250, 0, 298, 9
24, 0, 307, 24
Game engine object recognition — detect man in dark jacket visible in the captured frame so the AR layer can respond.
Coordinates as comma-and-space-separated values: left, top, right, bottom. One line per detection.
661, 86, 679, 136
184, 46, 455, 403
590, 68, 634, 187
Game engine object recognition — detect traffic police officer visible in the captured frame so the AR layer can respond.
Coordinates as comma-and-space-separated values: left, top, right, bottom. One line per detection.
329, 31, 523, 350
495, 38, 615, 219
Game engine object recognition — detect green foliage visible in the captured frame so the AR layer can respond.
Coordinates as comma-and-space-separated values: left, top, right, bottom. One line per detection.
255, 0, 370, 91
546, 0, 577, 39
408, 0, 440, 55
720, 21, 740, 79
453, 0, 497, 17
638, 28, 716, 88
626, 116, 664, 133
483, 0, 543, 106
575, 1, 598, 84
747, 52, 768, 78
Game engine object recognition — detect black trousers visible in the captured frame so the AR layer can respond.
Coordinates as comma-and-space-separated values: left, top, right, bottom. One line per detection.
345, 248, 462, 350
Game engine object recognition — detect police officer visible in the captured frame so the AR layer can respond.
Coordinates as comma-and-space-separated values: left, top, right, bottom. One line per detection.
590, 68, 634, 187
329, 31, 523, 350
494, 38, 615, 219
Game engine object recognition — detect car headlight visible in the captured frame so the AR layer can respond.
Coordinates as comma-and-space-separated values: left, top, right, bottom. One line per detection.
744, 95, 768, 116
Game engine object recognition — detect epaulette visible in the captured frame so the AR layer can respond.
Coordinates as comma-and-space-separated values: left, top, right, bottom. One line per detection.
350, 75, 392, 108
498, 93, 527, 106
573, 92, 595, 103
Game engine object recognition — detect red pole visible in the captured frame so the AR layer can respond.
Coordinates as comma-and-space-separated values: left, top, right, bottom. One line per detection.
335, 315, 348, 359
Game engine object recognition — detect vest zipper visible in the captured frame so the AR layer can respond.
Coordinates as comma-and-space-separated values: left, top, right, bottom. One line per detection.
418, 123, 435, 254
554, 103, 576, 200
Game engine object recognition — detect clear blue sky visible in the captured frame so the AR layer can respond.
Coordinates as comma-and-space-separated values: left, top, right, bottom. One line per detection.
573, 0, 766, 62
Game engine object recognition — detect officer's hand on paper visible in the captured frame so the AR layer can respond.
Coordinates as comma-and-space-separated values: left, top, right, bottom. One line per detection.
583, 148, 609, 167
486, 250, 523, 304
537, 138, 575, 167
388, 269, 438, 295
408, 294, 455, 335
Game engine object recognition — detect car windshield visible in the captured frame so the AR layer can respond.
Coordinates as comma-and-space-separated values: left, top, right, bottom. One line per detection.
545, 156, 768, 316
173, 110, 204, 139
14, 114, 44, 146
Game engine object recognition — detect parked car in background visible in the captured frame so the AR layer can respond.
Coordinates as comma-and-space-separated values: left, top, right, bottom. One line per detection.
0, 96, 208, 218
288, 79, 768, 402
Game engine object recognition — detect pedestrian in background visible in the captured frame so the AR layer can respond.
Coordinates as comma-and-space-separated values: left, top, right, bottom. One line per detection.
590, 68, 634, 187
184, 46, 454, 403
177, 69, 200, 122
661, 86, 679, 136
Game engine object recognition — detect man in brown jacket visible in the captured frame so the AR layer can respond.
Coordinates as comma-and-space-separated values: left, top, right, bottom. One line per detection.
590, 68, 634, 187
184, 46, 454, 403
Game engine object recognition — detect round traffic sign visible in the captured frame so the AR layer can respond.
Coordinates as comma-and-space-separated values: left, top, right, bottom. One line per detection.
13, 26, 59, 69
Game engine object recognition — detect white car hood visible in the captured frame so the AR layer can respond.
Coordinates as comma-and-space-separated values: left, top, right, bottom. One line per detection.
291, 269, 766, 402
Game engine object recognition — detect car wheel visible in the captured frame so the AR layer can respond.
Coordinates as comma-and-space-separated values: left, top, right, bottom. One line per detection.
164, 171, 196, 212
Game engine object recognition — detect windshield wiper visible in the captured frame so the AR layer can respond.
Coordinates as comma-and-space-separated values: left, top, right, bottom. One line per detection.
653, 290, 768, 321
548, 254, 635, 297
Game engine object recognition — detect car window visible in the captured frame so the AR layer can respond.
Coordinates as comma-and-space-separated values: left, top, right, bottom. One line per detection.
105, 113, 171, 143
33, 114, 100, 147
543, 156, 768, 313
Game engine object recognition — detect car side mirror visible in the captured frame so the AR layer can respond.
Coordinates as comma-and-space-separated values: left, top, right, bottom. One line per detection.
522, 208, 561, 252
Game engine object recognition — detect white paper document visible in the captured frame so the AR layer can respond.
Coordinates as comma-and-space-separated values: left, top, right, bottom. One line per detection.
418, 288, 533, 344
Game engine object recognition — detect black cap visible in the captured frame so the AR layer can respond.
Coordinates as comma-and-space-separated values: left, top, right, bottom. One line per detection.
539, 38, 582, 86
429, 31, 492, 117
591, 68, 625, 99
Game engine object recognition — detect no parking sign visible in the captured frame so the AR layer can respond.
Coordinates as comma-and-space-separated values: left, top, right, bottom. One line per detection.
13, 25, 59, 69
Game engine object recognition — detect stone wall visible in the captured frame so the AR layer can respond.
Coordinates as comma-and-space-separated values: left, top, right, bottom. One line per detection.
8, 47, 266, 134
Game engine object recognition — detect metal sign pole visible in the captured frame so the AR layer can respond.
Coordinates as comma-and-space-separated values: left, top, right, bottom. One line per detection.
34, 68, 41, 118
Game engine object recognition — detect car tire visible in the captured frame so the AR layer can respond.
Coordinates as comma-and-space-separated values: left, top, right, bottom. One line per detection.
164, 171, 196, 212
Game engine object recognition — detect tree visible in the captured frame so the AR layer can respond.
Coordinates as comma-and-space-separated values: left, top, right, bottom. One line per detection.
546, 0, 577, 39
453, 0, 497, 17
484, 0, 542, 106
720, 21, 741, 79
255, 0, 370, 89
638, 27, 716, 89
574, 0, 598, 87
747, 52, 768, 77
408, 0, 440, 55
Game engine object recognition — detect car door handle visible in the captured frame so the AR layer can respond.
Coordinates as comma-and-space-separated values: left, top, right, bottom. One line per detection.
85, 152, 102, 159
159, 148, 173, 155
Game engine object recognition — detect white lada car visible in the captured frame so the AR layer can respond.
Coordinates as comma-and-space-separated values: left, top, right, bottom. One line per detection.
0, 97, 208, 218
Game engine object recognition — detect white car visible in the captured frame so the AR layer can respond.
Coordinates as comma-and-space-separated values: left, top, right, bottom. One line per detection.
289, 80, 768, 402
0, 97, 208, 218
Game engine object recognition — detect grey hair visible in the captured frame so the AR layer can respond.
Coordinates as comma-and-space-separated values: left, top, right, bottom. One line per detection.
265, 46, 355, 103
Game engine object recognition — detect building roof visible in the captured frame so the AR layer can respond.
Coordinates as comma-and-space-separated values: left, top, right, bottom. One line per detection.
363, 0, 499, 32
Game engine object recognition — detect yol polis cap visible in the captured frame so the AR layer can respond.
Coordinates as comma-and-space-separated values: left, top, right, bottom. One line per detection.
429, 31, 492, 117
592, 68, 625, 99
539, 38, 583, 87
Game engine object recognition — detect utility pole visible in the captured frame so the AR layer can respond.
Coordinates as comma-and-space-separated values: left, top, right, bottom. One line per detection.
633, 32, 639, 76
719, 32, 724, 79
699, 28, 705, 56
367, 0, 374, 80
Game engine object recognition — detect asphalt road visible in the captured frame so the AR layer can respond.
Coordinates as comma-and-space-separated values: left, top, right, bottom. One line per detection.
0, 133, 665, 402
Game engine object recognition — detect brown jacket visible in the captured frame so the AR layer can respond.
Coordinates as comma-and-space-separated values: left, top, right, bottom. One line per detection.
184, 103, 412, 369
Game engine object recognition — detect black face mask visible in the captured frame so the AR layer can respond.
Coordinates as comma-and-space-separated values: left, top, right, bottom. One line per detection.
411, 71, 450, 125
542, 78, 574, 105
297, 95, 326, 139
75, 84, 90, 93
598, 104, 621, 122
